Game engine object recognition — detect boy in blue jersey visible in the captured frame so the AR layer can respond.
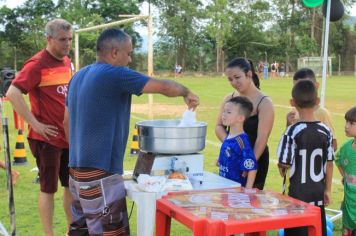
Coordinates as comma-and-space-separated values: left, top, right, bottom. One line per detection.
277, 80, 333, 236
217, 96, 257, 188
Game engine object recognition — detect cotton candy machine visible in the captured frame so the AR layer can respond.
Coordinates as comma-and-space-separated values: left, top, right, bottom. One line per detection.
133, 119, 207, 184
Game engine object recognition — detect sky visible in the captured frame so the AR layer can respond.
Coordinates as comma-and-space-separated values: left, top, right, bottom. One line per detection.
1, 0, 356, 16
1, 0, 356, 45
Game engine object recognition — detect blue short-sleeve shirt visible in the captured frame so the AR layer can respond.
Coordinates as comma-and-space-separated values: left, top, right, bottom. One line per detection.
66, 62, 149, 174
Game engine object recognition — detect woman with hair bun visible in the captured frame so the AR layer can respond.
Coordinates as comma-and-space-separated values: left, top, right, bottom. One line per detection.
215, 57, 274, 190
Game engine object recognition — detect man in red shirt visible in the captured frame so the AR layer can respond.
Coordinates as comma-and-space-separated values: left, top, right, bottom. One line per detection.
6, 18, 73, 236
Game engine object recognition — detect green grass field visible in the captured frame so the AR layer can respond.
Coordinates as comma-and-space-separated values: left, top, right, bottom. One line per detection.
0, 75, 355, 235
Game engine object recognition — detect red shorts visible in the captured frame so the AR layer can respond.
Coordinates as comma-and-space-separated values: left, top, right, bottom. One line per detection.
28, 138, 69, 193
343, 228, 356, 236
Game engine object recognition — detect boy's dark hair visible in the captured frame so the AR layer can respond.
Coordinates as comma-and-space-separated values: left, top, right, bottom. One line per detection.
293, 68, 316, 82
292, 80, 317, 108
227, 96, 253, 118
227, 57, 260, 89
345, 106, 356, 122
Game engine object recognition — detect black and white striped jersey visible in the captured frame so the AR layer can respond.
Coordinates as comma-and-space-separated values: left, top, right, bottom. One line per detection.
277, 121, 334, 205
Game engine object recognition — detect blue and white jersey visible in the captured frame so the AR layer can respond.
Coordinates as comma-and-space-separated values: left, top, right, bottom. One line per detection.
218, 133, 257, 186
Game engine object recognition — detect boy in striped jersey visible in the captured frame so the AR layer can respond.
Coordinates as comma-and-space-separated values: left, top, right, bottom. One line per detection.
277, 80, 334, 236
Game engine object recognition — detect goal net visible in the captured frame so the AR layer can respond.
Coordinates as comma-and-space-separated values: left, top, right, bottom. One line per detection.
297, 57, 333, 76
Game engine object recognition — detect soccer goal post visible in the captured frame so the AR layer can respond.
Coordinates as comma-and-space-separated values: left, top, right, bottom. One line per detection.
297, 57, 333, 76
74, 15, 154, 118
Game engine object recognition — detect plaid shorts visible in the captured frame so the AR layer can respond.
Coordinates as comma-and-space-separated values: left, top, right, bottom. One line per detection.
68, 168, 130, 236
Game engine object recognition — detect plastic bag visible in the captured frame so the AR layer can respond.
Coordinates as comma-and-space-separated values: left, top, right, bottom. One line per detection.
137, 174, 166, 192
163, 178, 193, 192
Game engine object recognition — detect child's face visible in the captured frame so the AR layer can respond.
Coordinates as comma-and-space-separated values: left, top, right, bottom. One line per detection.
345, 120, 356, 138
221, 102, 244, 126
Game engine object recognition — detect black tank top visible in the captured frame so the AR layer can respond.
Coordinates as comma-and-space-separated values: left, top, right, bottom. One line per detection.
243, 96, 268, 146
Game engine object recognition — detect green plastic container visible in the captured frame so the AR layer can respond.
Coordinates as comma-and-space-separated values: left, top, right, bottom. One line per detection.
303, 0, 324, 7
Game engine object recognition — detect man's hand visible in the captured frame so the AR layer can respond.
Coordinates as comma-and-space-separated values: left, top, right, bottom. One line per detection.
31, 121, 59, 140
184, 91, 199, 111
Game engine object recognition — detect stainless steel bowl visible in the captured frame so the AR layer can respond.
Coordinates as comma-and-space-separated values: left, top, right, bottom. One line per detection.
136, 119, 207, 154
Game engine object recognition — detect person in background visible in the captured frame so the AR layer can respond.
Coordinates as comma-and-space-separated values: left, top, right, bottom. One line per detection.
217, 96, 257, 188
286, 68, 337, 150
0, 160, 20, 185
270, 61, 277, 78
263, 60, 269, 80
6, 19, 73, 236
335, 106, 356, 236
279, 62, 286, 78
257, 60, 264, 78
215, 57, 274, 190
277, 80, 333, 236
175, 64, 183, 77
64, 28, 199, 235
0, 103, 20, 185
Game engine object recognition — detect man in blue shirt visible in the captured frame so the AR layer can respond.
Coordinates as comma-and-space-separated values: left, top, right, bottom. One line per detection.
64, 28, 199, 235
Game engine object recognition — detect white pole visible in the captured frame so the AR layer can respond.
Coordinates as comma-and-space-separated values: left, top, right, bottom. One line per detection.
147, 15, 154, 119
74, 16, 150, 73
320, 0, 331, 108
74, 32, 79, 72
354, 55, 356, 76
75, 16, 147, 33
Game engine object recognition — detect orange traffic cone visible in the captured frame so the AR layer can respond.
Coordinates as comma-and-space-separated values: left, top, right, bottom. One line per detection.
13, 129, 27, 165
130, 125, 139, 156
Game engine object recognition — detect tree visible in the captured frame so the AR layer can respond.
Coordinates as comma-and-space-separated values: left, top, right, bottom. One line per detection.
223, 1, 272, 63
0, 0, 144, 69
0, 0, 56, 69
205, 0, 232, 73
150, 0, 203, 70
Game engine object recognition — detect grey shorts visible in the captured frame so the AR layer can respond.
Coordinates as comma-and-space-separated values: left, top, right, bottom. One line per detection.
68, 168, 130, 236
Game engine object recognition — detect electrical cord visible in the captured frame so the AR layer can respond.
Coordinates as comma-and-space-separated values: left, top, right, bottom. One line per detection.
128, 201, 135, 220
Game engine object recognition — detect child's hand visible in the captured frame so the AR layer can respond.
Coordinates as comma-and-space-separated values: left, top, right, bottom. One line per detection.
324, 190, 331, 206
286, 111, 296, 126
278, 167, 287, 177
242, 171, 247, 177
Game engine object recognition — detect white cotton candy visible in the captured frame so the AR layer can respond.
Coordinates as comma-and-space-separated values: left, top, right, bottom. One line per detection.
178, 109, 197, 127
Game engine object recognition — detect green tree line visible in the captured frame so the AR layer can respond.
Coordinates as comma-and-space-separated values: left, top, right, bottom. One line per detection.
0, 0, 355, 73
